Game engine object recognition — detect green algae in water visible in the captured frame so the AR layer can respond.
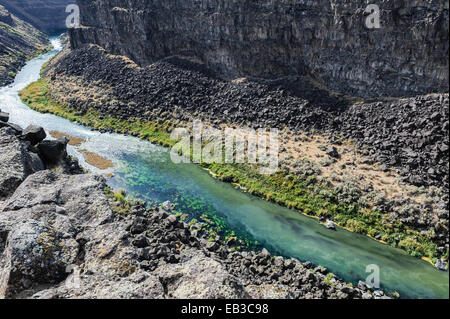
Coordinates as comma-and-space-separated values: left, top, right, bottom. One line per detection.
109, 151, 257, 245
106, 149, 449, 299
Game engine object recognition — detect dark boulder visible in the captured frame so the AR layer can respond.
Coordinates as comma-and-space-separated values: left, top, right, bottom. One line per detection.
435, 259, 448, 271
0, 111, 9, 122
325, 220, 336, 230
6, 123, 23, 135
326, 147, 340, 158
132, 234, 150, 248
206, 240, 219, 251
38, 137, 68, 165
22, 125, 47, 145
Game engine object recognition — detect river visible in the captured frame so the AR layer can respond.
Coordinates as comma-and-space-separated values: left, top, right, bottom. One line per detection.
0, 37, 448, 299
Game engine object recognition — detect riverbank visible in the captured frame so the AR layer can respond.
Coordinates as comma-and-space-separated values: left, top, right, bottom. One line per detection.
1, 115, 384, 299
19, 75, 448, 264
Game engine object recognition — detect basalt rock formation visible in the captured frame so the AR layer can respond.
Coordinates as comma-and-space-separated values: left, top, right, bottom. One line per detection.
0, 111, 82, 199
0, 5, 48, 86
58, 0, 450, 190
69, 0, 449, 98
0, 0, 75, 32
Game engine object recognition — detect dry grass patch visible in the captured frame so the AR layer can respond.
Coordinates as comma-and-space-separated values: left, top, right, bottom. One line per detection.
79, 149, 114, 170
50, 130, 85, 146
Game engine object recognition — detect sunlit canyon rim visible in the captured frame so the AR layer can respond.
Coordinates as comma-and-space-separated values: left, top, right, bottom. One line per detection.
0, 0, 449, 301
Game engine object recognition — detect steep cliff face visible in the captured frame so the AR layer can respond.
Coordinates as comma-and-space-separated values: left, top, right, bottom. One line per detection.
0, 5, 49, 86
0, 0, 75, 32
69, 0, 449, 98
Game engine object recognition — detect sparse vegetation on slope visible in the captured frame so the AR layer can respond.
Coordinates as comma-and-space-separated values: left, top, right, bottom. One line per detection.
0, 5, 49, 86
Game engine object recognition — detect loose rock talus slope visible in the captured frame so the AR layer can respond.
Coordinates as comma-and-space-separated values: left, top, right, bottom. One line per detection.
47, 45, 449, 190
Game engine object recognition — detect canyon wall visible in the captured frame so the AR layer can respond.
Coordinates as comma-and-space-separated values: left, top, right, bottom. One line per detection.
0, 0, 75, 32
69, 0, 449, 98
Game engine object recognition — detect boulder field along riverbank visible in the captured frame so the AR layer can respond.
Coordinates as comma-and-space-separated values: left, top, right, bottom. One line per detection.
0, 116, 383, 299
32, 42, 449, 263
46, 45, 450, 190
0, 5, 49, 86
0, 0, 75, 33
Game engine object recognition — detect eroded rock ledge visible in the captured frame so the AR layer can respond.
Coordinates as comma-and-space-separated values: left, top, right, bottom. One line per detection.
0, 112, 81, 200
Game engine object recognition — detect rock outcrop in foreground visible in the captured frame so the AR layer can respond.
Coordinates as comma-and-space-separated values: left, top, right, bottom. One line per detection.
0, 120, 383, 299
0, 171, 381, 299
0, 110, 80, 200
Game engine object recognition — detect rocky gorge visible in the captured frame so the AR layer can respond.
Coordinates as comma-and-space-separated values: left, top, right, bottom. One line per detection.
1, 0, 448, 300
31, 41, 449, 263
0, 114, 382, 299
